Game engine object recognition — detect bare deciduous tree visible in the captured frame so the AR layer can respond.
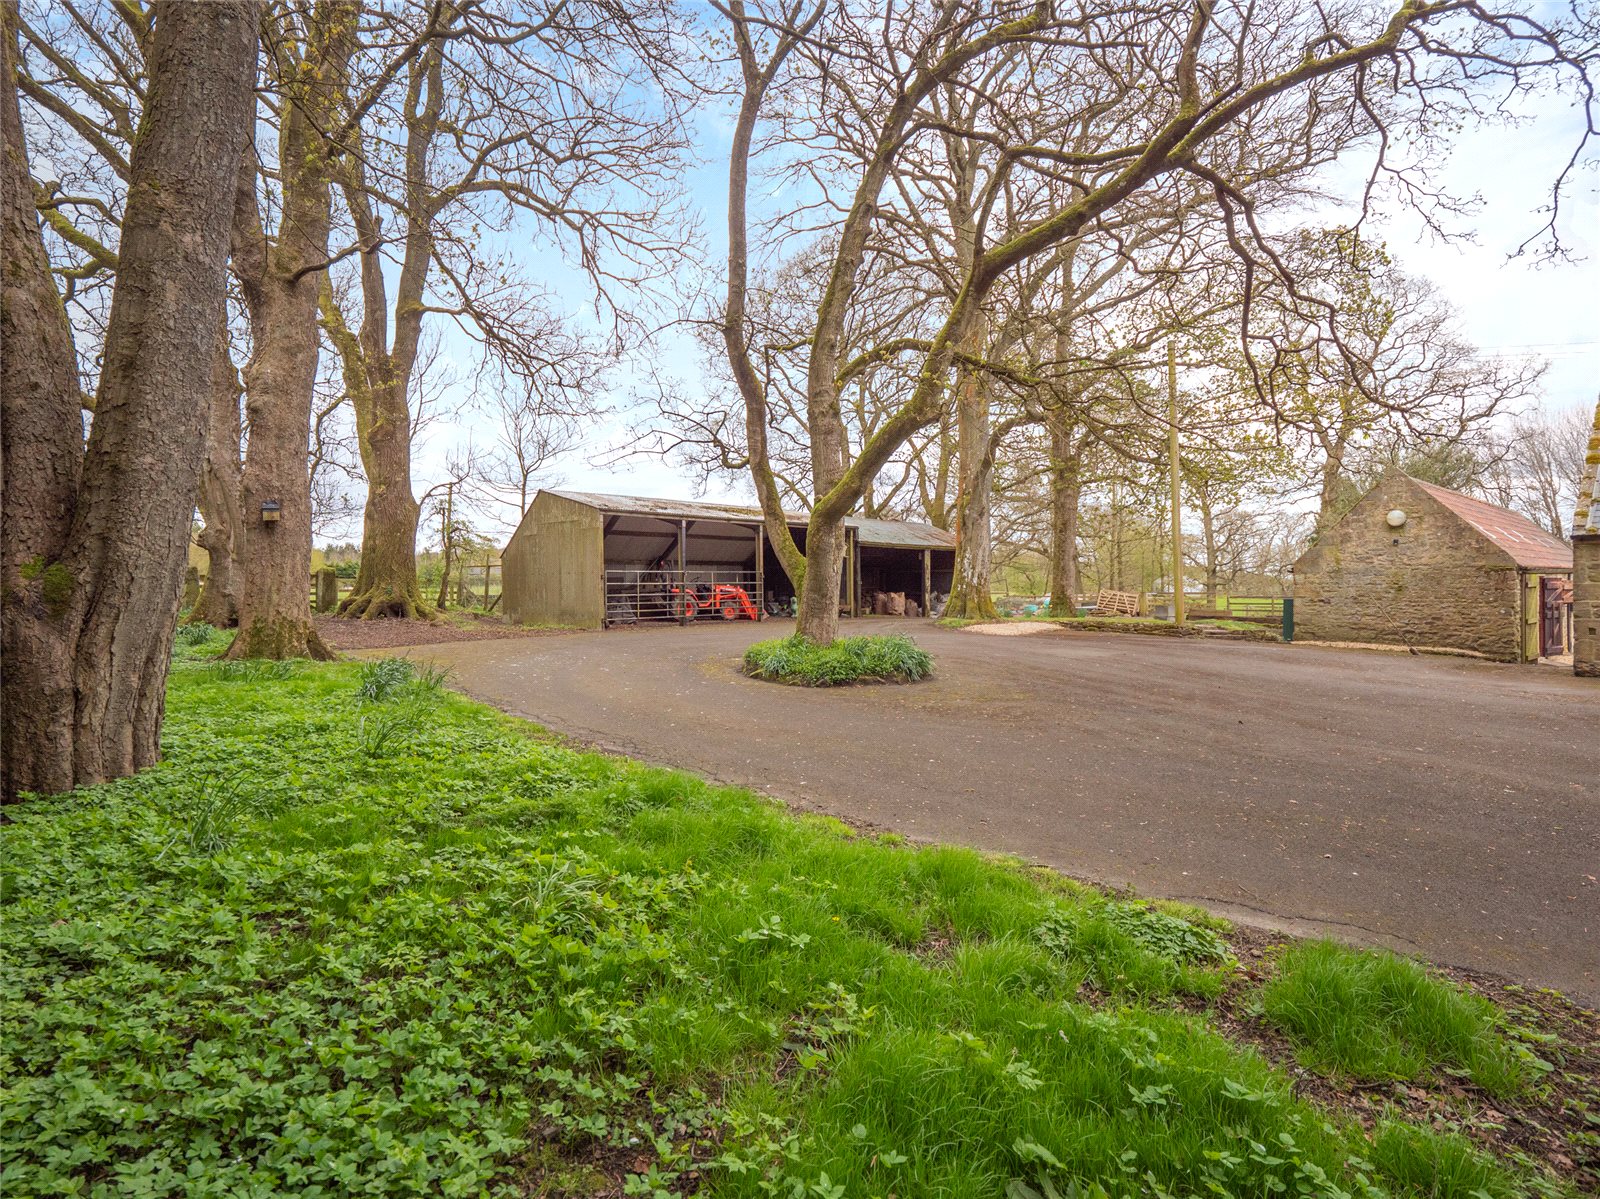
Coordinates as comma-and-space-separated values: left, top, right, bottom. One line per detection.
715, 0, 1593, 644
225, 0, 361, 659
1242, 231, 1543, 525
1500, 405, 1593, 536
319, 0, 691, 619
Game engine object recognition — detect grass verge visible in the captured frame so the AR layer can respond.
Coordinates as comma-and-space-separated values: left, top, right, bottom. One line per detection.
0, 637, 1585, 1197
1261, 940, 1532, 1095
945, 615, 1279, 640
742, 633, 933, 685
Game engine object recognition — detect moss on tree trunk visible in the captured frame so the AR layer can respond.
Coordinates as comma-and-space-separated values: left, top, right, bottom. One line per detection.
228, 612, 332, 661
795, 521, 847, 644
943, 364, 999, 622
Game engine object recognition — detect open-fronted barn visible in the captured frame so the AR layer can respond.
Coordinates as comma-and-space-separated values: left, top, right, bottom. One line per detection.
501, 490, 955, 628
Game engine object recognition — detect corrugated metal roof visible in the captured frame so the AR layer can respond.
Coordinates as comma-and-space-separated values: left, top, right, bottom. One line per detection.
846, 515, 957, 549
542, 489, 955, 550
1411, 478, 1574, 571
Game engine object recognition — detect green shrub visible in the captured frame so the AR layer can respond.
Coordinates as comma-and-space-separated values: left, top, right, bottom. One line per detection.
743, 634, 933, 686
1100, 898, 1233, 965
170, 622, 234, 662
1261, 940, 1528, 1094
355, 655, 417, 702
173, 621, 218, 646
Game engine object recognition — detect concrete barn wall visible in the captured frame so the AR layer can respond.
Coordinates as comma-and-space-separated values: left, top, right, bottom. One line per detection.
501, 493, 605, 629
1573, 533, 1600, 677
1292, 473, 1522, 660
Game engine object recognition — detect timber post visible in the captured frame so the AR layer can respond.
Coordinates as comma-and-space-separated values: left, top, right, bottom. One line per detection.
314, 567, 338, 613
677, 519, 688, 625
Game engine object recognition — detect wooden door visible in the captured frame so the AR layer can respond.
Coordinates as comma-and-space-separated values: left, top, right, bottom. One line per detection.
1522, 573, 1540, 661
1541, 575, 1574, 657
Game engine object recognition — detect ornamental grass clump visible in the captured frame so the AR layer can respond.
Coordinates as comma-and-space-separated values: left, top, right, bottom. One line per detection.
743, 634, 933, 686
1261, 940, 1530, 1095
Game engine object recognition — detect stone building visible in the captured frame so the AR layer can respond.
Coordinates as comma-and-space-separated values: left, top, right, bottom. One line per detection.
1573, 401, 1600, 677
1575, 534, 1599, 677
1291, 468, 1574, 662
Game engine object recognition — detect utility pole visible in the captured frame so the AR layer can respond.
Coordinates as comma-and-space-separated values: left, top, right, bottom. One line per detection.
1168, 341, 1185, 627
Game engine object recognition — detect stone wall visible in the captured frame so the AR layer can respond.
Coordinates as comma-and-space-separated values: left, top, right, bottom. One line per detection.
1573, 534, 1600, 677
1292, 472, 1522, 660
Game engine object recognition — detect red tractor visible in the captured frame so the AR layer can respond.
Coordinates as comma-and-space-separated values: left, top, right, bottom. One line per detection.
669, 581, 761, 621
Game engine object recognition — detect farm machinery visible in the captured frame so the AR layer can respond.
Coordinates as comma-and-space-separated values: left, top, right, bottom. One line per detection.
669, 580, 762, 621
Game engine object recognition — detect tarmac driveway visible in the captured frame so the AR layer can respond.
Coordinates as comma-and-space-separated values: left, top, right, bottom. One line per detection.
401, 620, 1600, 1001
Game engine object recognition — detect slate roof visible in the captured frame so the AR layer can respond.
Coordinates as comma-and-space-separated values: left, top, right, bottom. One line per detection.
1410, 478, 1574, 571
543, 489, 955, 550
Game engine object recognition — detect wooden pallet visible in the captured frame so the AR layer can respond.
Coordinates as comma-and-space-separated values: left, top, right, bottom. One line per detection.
1091, 589, 1141, 617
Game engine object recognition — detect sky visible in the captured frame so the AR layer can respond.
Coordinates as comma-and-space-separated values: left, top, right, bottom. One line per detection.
385, 46, 1599, 550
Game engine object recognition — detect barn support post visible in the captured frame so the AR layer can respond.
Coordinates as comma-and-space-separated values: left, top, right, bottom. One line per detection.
922, 549, 931, 618
851, 529, 861, 616
677, 519, 688, 625
850, 528, 860, 616
755, 523, 764, 618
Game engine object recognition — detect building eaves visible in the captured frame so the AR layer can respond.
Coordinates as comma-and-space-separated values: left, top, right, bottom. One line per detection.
1409, 478, 1574, 571
542, 489, 955, 550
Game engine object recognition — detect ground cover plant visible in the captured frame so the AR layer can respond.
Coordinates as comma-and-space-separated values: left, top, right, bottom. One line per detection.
1, 639, 1589, 1197
742, 633, 933, 685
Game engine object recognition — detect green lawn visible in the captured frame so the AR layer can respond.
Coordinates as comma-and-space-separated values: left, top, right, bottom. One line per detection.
0, 634, 1575, 1197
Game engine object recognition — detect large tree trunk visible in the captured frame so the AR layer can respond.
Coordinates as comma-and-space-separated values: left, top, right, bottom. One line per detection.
191, 320, 243, 626
2, 1, 258, 800
931, 143, 995, 622
226, 3, 351, 660
795, 520, 847, 643
943, 358, 999, 621
337, 378, 428, 618
230, 263, 334, 658
1, 4, 87, 797
1046, 419, 1082, 616
322, 71, 438, 623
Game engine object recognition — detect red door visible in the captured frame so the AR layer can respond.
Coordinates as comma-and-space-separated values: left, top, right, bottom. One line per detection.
1541, 576, 1573, 658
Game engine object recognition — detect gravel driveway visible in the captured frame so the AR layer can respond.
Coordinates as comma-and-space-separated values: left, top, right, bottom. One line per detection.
384, 619, 1600, 1001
